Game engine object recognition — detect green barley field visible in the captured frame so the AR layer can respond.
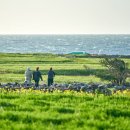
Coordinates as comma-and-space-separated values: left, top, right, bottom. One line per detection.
0, 53, 130, 130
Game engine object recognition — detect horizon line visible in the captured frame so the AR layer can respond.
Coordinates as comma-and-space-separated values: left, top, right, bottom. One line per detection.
0, 33, 130, 35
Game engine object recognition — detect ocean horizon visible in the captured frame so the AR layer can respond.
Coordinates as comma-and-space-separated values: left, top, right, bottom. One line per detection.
0, 34, 130, 55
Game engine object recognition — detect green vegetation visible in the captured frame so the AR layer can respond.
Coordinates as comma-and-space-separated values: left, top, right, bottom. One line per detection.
0, 90, 130, 130
0, 53, 130, 130
100, 58, 129, 85
0, 53, 130, 83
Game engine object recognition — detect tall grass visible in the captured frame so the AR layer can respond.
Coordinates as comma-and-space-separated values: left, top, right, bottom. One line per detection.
0, 91, 130, 130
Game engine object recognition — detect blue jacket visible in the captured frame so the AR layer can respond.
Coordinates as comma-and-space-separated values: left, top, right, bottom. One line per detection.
48, 70, 55, 79
33, 71, 43, 81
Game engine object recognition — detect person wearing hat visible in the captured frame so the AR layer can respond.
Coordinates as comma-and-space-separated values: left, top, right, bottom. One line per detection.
25, 67, 32, 85
33, 67, 43, 87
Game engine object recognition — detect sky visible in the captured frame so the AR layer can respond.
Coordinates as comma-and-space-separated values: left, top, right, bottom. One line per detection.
0, 0, 130, 34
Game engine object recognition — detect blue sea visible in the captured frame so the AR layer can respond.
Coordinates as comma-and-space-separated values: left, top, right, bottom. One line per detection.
0, 34, 130, 55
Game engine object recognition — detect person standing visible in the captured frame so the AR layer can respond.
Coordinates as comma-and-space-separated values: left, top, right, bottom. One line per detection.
25, 67, 32, 85
33, 67, 43, 87
48, 67, 55, 86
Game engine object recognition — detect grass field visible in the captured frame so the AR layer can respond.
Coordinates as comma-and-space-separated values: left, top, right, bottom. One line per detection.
0, 53, 130, 130
1, 53, 130, 84
0, 89, 130, 130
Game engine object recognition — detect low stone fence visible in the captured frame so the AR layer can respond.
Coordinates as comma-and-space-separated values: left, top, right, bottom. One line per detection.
0, 82, 130, 95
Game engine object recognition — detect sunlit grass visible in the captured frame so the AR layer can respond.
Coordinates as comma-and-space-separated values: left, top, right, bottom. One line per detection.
0, 74, 105, 84
1, 53, 130, 84
55, 75, 106, 83
0, 89, 130, 130
1, 53, 130, 130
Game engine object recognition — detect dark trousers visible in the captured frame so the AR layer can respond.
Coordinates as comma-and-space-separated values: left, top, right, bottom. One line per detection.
34, 80, 39, 87
48, 78, 53, 86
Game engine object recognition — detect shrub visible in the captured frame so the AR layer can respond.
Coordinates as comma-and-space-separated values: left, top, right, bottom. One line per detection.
100, 58, 129, 85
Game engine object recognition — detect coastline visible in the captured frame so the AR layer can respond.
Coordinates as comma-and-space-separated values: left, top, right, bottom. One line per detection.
1, 52, 130, 58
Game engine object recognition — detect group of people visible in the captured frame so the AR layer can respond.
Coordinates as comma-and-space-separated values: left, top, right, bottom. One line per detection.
25, 67, 55, 87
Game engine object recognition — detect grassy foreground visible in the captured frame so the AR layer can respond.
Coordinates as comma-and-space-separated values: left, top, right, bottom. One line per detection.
0, 89, 130, 130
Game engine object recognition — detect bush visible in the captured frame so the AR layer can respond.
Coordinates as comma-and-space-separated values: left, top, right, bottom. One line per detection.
100, 58, 129, 85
